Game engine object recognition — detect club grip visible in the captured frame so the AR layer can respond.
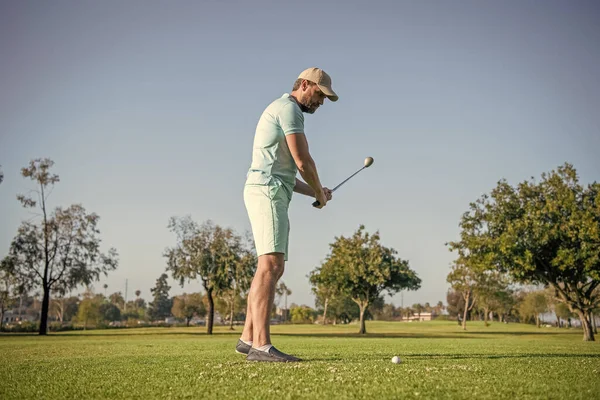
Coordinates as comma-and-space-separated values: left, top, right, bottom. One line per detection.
312, 200, 320, 208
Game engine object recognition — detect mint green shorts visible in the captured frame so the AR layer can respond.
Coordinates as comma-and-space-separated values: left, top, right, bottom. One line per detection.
243, 182, 291, 261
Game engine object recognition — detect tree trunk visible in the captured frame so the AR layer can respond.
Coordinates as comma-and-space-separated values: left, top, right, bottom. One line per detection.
186, 317, 191, 327
229, 293, 235, 330
535, 314, 540, 328
591, 312, 597, 334
206, 288, 214, 335
575, 310, 595, 341
555, 312, 561, 328
18, 295, 23, 321
284, 292, 288, 322
40, 181, 51, 336
484, 307, 489, 327
462, 291, 470, 331
39, 284, 50, 335
0, 305, 4, 331
567, 318, 572, 328
323, 297, 329, 325
358, 303, 367, 334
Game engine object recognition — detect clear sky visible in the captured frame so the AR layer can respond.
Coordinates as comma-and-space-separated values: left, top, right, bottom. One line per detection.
1, 0, 599, 308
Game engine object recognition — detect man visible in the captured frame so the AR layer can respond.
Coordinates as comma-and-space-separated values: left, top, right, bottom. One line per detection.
237, 67, 338, 362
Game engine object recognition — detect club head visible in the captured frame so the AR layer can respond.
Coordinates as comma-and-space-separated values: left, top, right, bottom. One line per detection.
364, 157, 374, 168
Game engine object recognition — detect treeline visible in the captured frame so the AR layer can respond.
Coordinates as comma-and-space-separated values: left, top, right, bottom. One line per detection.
446, 163, 600, 341
307, 297, 446, 325
0, 274, 302, 333
446, 286, 596, 330
0, 159, 261, 335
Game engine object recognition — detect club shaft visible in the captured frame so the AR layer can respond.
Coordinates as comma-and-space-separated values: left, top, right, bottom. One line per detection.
332, 166, 366, 192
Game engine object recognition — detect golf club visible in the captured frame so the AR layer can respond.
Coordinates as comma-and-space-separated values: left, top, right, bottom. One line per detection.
312, 156, 374, 207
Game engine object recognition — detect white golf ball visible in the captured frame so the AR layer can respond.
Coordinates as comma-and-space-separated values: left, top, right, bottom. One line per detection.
391, 356, 401, 364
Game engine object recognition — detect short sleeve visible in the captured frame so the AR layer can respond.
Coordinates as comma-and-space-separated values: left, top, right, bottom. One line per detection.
279, 103, 304, 135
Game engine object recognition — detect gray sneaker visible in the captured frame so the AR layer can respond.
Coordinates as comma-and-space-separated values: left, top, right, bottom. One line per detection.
235, 339, 252, 355
246, 346, 301, 362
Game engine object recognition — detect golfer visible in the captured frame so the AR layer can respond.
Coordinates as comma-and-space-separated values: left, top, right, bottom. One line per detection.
237, 67, 338, 362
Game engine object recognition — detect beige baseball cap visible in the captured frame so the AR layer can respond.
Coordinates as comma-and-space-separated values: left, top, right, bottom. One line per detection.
298, 67, 339, 102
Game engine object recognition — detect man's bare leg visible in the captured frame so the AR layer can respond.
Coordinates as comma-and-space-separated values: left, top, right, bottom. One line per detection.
240, 253, 286, 344
240, 293, 253, 343
244, 252, 299, 361
249, 253, 284, 347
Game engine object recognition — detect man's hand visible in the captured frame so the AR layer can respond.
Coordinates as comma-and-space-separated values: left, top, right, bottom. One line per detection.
314, 189, 328, 209
323, 187, 333, 201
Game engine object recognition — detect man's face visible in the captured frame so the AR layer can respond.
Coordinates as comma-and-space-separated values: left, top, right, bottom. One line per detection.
298, 81, 327, 114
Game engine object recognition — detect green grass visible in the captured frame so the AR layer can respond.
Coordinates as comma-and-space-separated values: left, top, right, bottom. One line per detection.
2, 321, 599, 399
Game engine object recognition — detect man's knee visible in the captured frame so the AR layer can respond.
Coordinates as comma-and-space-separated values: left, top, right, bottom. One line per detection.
258, 253, 285, 279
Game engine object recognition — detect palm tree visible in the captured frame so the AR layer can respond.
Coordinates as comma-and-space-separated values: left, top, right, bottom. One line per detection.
435, 301, 445, 317
103, 284, 108, 297
413, 303, 424, 321
276, 282, 292, 321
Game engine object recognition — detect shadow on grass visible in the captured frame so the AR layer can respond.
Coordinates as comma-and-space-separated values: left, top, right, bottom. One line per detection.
6, 331, 478, 339
407, 353, 600, 360
303, 353, 600, 363
20, 330, 578, 340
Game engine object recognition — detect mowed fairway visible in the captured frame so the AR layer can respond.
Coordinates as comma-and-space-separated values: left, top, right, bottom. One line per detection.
1, 321, 599, 399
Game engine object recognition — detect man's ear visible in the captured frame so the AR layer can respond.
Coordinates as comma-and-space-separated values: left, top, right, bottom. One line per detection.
301, 80, 310, 91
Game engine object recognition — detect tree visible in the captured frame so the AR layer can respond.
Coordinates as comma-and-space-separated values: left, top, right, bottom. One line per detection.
434, 301, 445, 317
8, 159, 118, 335
311, 225, 421, 334
219, 236, 256, 330
325, 295, 357, 325
473, 271, 512, 326
165, 217, 243, 334
171, 292, 206, 326
0, 257, 17, 331
454, 163, 600, 340
447, 194, 500, 330
135, 290, 141, 298
290, 305, 316, 324
412, 303, 424, 320
424, 302, 432, 313
52, 295, 79, 323
148, 274, 172, 321
76, 289, 102, 329
309, 269, 338, 325
386, 303, 399, 320
109, 292, 125, 310
276, 282, 292, 321
518, 291, 548, 327
446, 289, 466, 325
446, 261, 478, 330
99, 302, 121, 323
555, 302, 574, 328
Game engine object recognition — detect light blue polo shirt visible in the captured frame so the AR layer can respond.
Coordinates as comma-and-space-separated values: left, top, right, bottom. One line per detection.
245, 93, 304, 198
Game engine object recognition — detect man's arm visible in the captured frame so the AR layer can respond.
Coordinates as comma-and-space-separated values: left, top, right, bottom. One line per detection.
295, 178, 333, 201
285, 133, 327, 207
293, 178, 315, 196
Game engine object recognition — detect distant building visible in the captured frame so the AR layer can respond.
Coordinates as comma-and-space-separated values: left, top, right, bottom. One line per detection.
2, 310, 38, 324
401, 312, 433, 322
